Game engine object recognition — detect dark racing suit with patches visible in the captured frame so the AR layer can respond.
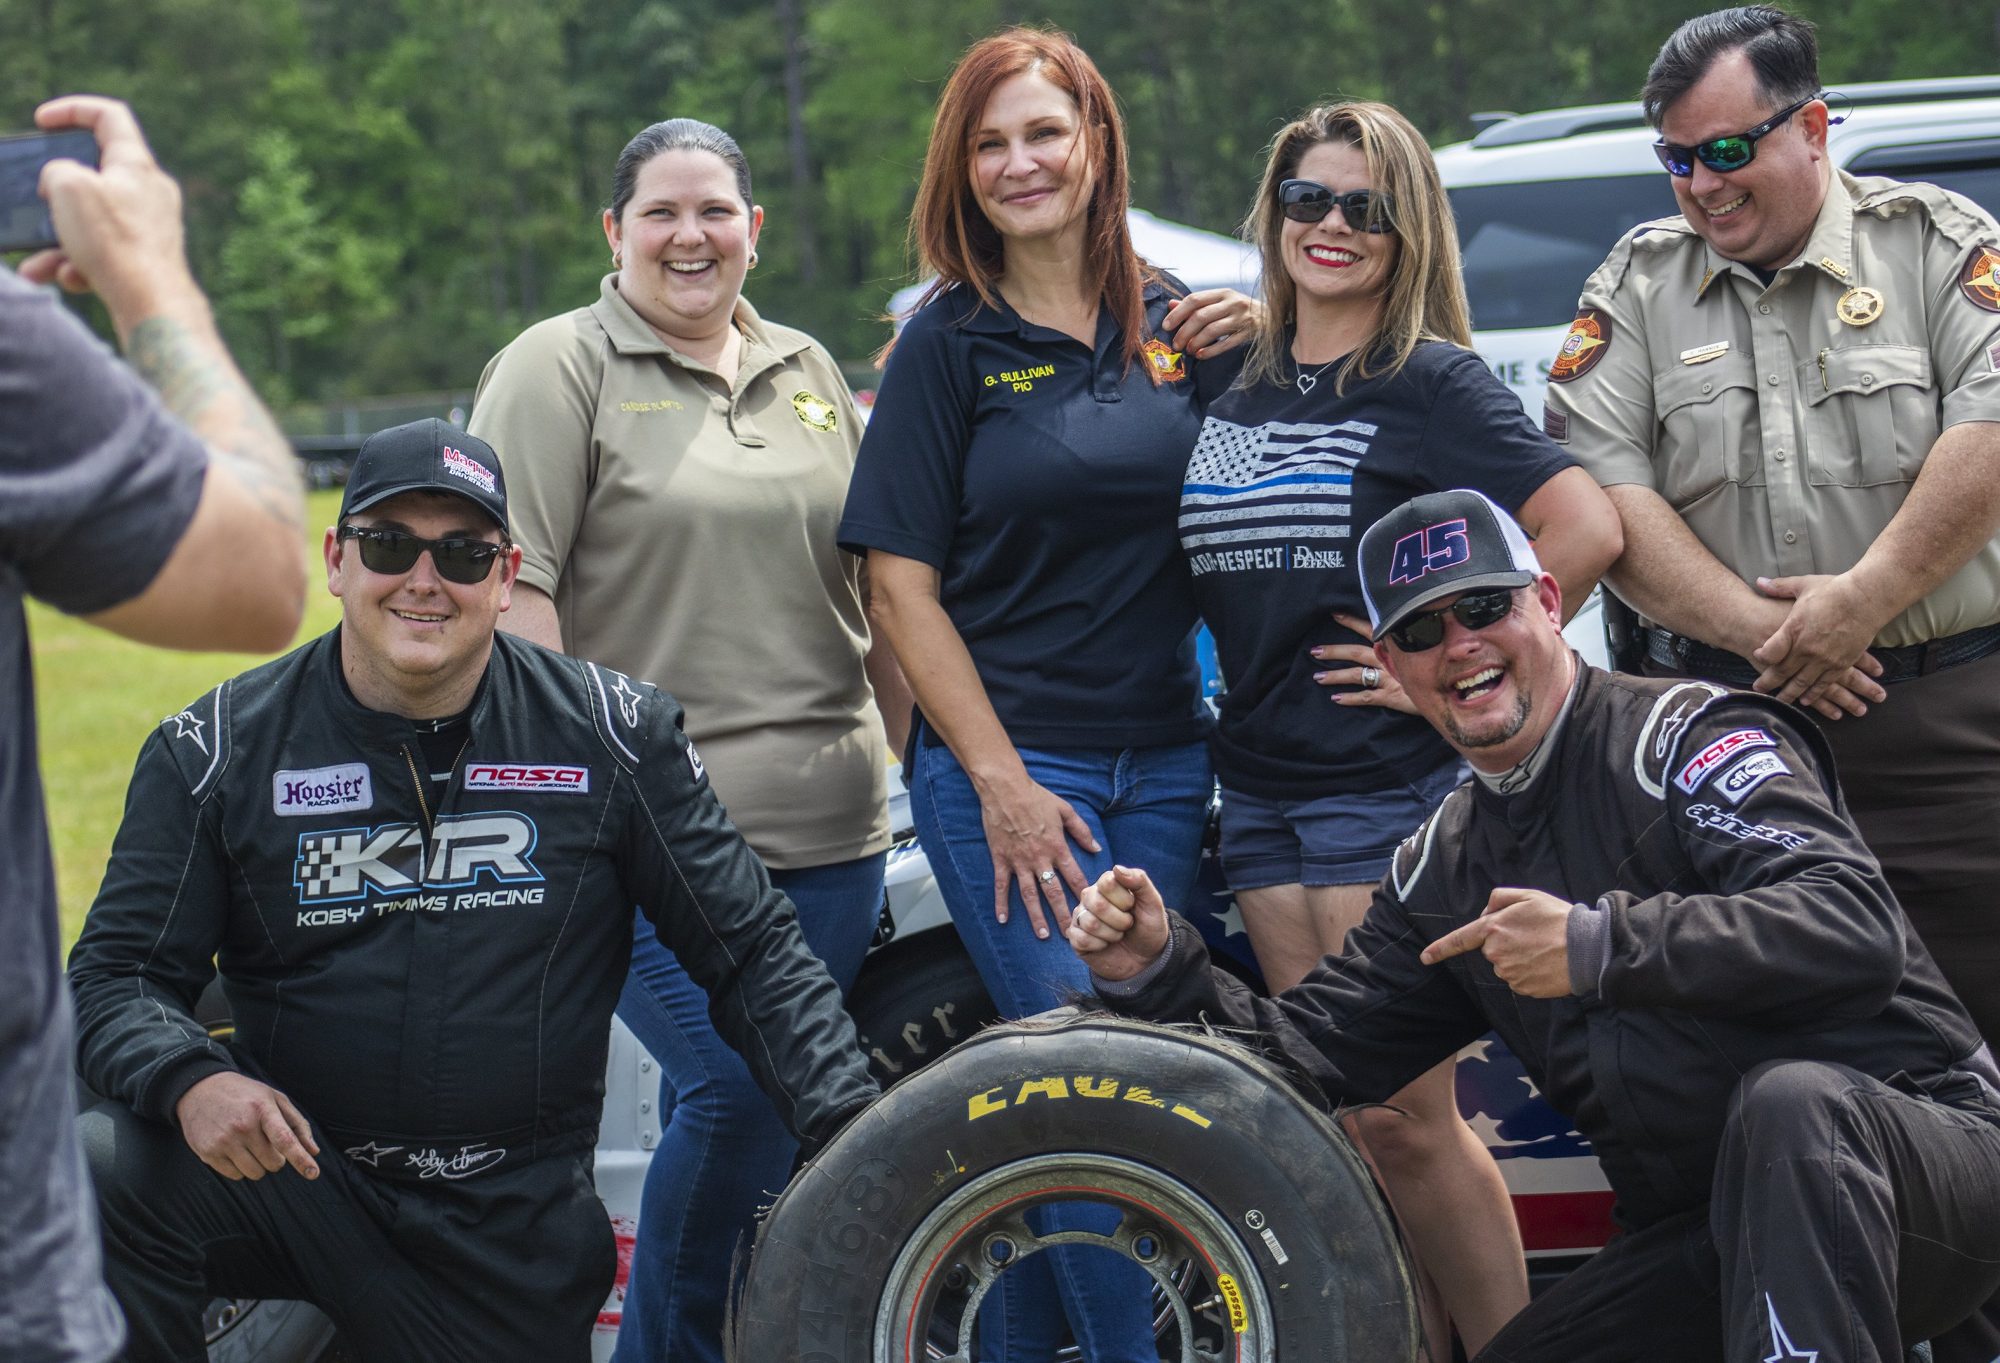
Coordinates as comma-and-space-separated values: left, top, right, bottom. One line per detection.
68, 629, 878, 1363
1102, 664, 2000, 1363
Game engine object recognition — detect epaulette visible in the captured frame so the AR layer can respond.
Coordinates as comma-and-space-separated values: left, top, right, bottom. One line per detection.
1849, 174, 2000, 253
1581, 215, 1700, 301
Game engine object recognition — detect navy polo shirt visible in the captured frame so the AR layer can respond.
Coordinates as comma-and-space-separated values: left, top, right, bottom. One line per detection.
1183, 339, 1574, 798
841, 279, 1224, 750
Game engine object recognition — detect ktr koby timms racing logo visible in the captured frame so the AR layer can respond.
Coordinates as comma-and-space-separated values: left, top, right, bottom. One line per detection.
293, 812, 541, 903
1548, 308, 1612, 383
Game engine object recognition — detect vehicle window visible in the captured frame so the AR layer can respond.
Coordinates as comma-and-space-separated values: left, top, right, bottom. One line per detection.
1844, 139, 2000, 218
1450, 176, 1680, 330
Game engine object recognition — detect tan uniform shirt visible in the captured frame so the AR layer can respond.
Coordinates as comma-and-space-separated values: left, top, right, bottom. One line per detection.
1548, 171, 2000, 647
470, 277, 889, 868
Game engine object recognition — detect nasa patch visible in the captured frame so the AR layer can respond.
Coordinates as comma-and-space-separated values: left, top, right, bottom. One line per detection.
686, 739, 706, 783
464, 764, 590, 793
1674, 729, 1777, 796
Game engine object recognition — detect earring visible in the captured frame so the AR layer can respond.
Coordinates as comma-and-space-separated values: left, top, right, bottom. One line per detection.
748, 250, 760, 270
612, 249, 623, 269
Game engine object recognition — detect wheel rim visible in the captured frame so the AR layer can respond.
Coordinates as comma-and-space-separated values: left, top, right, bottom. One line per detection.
873, 1152, 1274, 1363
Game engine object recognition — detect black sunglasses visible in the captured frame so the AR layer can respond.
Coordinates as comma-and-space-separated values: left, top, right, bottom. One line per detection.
1385, 588, 1517, 653
1652, 93, 1823, 177
1278, 179, 1396, 233
338, 526, 507, 585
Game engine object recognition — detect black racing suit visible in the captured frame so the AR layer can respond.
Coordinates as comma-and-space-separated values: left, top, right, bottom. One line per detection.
68, 629, 878, 1362
1101, 664, 2000, 1363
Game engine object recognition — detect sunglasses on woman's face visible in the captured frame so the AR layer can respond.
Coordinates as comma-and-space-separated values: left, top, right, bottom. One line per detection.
1385, 588, 1517, 653
1652, 93, 1821, 178
338, 525, 507, 585
1277, 179, 1396, 233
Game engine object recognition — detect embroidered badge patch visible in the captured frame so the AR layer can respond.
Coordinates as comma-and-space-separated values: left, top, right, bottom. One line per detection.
464, 764, 590, 793
1141, 337, 1187, 382
791, 390, 839, 432
1674, 729, 1777, 795
1713, 750, 1789, 804
1960, 247, 2000, 313
1548, 309, 1612, 383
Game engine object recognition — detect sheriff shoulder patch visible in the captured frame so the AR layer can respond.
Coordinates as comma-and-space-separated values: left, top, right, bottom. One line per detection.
1548, 309, 1612, 383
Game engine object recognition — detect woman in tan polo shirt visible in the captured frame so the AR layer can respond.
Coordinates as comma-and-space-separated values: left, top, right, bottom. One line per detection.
467, 119, 908, 1363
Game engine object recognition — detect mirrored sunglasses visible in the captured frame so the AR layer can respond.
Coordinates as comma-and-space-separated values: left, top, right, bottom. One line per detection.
1652, 93, 1823, 178
339, 526, 506, 585
1277, 179, 1396, 233
1385, 588, 1517, 653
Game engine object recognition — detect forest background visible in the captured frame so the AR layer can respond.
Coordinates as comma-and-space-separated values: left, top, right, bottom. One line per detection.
5, 0, 1994, 406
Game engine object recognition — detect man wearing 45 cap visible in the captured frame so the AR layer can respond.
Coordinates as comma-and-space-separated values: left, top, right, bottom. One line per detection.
68, 420, 877, 1363
1070, 489, 2000, 1361
1543, 5, 2000, 1049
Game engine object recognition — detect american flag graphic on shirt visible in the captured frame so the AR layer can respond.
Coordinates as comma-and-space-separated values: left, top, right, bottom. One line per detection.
1180, 417, 1375, 575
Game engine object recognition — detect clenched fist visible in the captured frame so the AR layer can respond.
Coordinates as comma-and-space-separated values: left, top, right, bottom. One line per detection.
1066, 864, 1172, 981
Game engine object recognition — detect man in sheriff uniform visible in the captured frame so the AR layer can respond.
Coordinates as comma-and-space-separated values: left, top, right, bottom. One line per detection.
67, 421, 876, 1363
1546, 4, 2000, 1050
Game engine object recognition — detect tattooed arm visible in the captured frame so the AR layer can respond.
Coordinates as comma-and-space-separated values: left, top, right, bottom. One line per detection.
21, 96, 306, 652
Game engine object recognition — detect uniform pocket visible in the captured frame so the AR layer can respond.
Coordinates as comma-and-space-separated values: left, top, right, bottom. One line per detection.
1800, 343, 1936, 487
1653, 355, 1763, 503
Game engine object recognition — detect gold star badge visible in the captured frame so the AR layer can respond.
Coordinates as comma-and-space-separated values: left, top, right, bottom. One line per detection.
1836, 286, 1884, 327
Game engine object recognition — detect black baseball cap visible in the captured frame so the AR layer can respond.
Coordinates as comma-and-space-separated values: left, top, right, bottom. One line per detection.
1359, 489, 1542, 637
338, 419, 508, 533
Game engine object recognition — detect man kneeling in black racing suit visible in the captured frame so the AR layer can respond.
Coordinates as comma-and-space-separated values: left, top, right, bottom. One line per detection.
1069, 488, 2000, 1363
67, 420, 879, 1363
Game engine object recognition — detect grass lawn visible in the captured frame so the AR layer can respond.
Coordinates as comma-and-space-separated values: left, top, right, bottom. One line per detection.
33, 488, 346, 950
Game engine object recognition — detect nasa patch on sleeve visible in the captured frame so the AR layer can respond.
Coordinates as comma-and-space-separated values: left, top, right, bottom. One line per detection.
1673, 728, 1776, 795
685, 739, 706, 783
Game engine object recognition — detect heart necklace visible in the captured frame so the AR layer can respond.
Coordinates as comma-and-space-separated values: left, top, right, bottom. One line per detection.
1295, 356, 1338, 394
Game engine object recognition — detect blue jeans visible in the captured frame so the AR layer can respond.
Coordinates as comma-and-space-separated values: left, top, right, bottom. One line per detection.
912, 736, 1211, 1363
609, 852, 885, 1363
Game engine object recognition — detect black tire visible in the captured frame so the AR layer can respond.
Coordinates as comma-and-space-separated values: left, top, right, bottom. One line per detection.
848, 933, 999, 1087
203, 1298, 339, 1362
737, 1010, 1417, 1362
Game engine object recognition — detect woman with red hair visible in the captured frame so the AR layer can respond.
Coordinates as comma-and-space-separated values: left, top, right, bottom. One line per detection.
839, 27, 1254, 1359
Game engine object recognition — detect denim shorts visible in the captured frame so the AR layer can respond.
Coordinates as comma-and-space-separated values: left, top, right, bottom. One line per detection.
1218, 761, 1467, 890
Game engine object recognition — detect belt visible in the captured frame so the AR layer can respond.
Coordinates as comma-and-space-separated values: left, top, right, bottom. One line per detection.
1643, 621, 2000, 689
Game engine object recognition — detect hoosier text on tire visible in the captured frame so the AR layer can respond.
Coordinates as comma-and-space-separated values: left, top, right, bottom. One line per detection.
735, 1011, 1417, 1362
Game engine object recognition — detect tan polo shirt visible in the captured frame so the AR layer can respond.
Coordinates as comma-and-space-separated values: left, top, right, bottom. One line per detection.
469, 277, 889, 868
1548, 171, 2000, 647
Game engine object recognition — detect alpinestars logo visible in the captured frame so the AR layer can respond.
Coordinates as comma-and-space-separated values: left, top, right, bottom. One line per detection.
1763, 1294, 1817, 1362
294, 812, 540, 903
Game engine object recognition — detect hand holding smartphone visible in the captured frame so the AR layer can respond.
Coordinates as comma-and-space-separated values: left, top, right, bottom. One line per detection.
0, 129, 99, 254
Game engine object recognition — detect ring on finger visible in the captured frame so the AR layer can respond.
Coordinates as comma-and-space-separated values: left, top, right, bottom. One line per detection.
1037, 869, 1057, 884
1361, 665, 1381, 690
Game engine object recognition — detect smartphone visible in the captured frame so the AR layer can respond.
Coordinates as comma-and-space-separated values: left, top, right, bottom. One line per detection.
0, 129, 99, 253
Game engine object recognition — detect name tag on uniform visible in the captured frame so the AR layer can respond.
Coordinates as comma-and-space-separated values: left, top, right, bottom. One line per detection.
1680, 342, 1730, 365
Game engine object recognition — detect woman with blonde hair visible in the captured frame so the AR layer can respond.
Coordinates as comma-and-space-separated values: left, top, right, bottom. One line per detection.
1179, 100, 1623, 1357
840, 26, 1255, 1360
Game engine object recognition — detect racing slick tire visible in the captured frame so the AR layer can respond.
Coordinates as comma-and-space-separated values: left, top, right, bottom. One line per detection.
736, 1009, 1417, 1362
848, 932, 999, 1087
202, 1298, 341, 1363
